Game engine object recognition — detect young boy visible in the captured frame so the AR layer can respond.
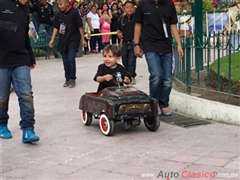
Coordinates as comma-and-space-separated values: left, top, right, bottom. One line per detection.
49, 0, 87, 88
117, 1, 137, 85
94, 44, 131, 93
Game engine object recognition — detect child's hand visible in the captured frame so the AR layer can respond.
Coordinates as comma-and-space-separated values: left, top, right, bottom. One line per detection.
124, 76, 131, 85
104, 74, 113, 81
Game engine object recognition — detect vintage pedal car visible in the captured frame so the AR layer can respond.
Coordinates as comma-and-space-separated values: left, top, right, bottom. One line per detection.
79, 85, 160, 136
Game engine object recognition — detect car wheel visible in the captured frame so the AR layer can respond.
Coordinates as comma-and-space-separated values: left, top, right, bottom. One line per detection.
99, 114, 115, 136
81, 110, 92, 126
144, 116, 160, 132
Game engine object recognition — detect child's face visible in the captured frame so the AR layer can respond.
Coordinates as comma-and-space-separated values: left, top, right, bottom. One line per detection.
102, 11, 108, 19
103, 51, 120, 68
57, 0, 70, 12
124, 3, 135, 15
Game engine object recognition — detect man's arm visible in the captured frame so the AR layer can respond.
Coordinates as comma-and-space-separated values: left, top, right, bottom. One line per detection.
134, 22, 143, 58
171, 24, 183, 58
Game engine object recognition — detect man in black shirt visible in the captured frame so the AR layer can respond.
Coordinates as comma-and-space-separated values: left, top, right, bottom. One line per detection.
0, 0, 40, 143
117, 1, 137, 85
134, 0, 183, 116
38, 0, 53, 36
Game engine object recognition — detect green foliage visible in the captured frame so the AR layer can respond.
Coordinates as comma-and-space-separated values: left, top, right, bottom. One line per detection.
210, 51, 240, 81
202, 0, 214, 12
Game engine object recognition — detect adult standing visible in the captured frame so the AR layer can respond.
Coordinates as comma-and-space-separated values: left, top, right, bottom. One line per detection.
49, 0, 87, 88
134, 0, 183, 116
0, 0, 40, 143
87, 5, 101, 53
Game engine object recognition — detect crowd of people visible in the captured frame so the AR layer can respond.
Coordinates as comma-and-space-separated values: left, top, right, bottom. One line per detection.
29, 0, 129, 53
0, 0, 183, 143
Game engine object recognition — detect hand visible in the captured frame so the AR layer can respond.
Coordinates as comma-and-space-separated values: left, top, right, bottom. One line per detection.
91, 28, 94, 33
134, 46, 143, 58
30, 64, 36, 69
104, 74, 113, 81
123, 76, 131, 84
178, 45, 184, 59
49, 40, 54, 48
117, 32, 123, 39
82, 39, 87, 47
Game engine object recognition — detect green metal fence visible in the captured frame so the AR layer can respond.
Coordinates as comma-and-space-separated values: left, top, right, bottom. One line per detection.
173, 31, 240, 98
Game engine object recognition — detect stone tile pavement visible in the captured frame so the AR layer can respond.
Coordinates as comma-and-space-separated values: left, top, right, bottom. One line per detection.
0, 54, 239, 180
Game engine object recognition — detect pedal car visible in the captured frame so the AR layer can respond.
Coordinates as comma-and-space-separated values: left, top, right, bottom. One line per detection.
79, 73, 160, 136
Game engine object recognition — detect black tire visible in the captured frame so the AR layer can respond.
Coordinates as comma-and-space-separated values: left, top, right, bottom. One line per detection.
99, 114, 115, 136
144, 116, 160, 132
81, 110, 92, 126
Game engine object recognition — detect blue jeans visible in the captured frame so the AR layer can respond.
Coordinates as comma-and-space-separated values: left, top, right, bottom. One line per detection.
61, 48, 77, 80
0, 66, 35, 130
145, 52, 173, 108
90, 29, 103, 51
31, 12, 39, 32
38, 23, 53, 36
122, 42, 137, 77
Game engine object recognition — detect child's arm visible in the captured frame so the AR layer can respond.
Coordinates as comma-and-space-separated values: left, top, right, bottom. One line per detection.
96, 74, 113, 83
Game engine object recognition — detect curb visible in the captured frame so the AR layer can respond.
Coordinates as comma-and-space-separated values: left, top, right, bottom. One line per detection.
170, 89, 240, 126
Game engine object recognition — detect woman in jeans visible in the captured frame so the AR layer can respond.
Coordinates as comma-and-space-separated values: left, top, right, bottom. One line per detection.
87, 5, 101, 53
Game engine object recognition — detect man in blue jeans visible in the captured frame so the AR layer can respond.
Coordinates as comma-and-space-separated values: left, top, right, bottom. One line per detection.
0, 0, 40, 143
134, 0, 183, 116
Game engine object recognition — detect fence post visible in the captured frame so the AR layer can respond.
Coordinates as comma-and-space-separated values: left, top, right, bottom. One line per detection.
192, 0, 203, 72
186, 37, 191, 94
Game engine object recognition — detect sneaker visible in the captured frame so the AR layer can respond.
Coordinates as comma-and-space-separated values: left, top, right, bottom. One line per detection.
131, 77, 136, 85
22, 130, 39, 143
162, 107, 172, 116
63, 80, 69, 87
68, 79, 76, 88
0, 126, 12, 139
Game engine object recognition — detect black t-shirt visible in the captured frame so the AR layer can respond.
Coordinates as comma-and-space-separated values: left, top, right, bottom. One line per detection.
111, 12, 119, 31
53, 8, 83, 52
0, 0, 35, 68
37, 3, 53, 25
94, 63, 131, 93
117, 14, 135, 42
134, 0, 177, 53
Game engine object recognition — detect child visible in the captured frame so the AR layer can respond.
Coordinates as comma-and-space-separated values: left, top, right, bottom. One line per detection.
49, 0, 87, 88
117, 1, 137, 85
100, 9, 111, 47
94, 44, 131, 93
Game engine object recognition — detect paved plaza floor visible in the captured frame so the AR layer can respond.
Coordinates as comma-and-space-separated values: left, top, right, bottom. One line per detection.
0, 54, 239, 180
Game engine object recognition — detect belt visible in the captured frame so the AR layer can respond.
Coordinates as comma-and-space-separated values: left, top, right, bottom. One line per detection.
123, 40, 133, 44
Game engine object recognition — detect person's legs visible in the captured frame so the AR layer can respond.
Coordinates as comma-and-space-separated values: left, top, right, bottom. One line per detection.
121, 42, 128, 70
67, 48, 77, 81
12, 66, 35, 130
90, 30, 97, 52
11, 66, 39, 142
38, 24, 45, 33
0, 68, 12, 138
127, 44, 137, 78
160, 53, 173, 108
32, 12, 39, 32
145, 52, 162, 106
61, 50, 70, 86
46, 24, 53, 36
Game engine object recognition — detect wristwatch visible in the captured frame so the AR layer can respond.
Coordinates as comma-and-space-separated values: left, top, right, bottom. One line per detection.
133, 42, 140, 47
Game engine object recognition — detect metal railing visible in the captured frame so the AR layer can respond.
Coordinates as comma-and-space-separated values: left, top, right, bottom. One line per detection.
173, 31, 240, 98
